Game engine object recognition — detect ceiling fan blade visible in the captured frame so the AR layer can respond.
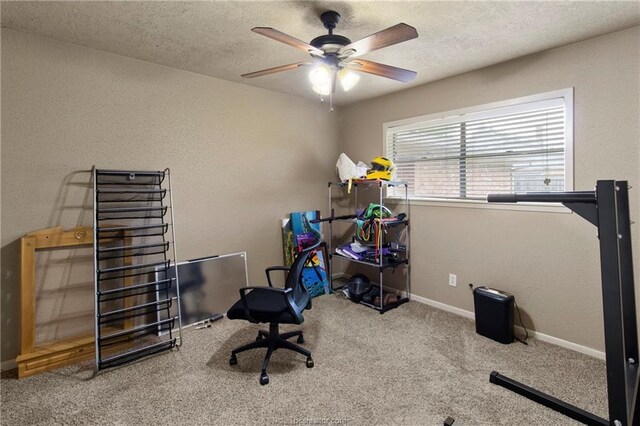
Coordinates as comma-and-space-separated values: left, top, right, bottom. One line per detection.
341, 23, 418, 58
348, 59, 417, 83
252, 27, 324, 57
242, 62, 310, 78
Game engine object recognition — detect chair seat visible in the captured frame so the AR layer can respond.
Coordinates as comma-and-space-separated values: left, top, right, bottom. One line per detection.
227, 287, 307, 324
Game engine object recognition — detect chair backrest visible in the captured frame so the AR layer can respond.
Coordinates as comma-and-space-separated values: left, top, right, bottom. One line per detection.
286, 236, 322, 305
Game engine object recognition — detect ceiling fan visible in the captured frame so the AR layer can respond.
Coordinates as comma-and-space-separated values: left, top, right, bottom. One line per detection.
242, 11, 418, 97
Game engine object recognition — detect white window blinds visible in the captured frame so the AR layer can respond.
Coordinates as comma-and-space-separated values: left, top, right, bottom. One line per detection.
386, 95, 570, 201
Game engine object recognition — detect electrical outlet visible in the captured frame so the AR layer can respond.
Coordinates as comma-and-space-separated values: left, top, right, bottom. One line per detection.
449, 273, 457, 287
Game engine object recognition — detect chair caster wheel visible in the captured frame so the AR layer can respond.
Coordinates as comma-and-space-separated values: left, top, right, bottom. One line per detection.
229, 355, 237, 366
260, 372, 269, 385
306, 357, 314, 368
297, 335, 305, 344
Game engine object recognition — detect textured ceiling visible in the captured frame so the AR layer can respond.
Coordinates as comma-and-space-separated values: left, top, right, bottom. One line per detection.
2, 1, 639, 106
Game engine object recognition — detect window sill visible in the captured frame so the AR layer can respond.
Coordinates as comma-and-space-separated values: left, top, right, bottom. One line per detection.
387, 197, 571, 214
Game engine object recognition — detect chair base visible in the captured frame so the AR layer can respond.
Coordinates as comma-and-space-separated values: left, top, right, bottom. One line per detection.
229, 323, 313, 385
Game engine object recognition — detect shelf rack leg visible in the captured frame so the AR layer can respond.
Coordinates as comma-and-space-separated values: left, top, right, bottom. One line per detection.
379, 181, 384, 311
328, 183, 334, 291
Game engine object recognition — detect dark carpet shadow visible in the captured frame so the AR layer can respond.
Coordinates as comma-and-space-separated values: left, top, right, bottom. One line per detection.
207, 322, 320, 376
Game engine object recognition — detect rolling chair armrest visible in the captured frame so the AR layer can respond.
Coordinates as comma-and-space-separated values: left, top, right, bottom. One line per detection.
238, 286, 303, 323
265, 266, 291, 287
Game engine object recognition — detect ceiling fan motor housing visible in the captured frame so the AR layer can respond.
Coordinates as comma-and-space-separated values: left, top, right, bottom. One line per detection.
310, 34, 351, 52
311, 11, 351, 54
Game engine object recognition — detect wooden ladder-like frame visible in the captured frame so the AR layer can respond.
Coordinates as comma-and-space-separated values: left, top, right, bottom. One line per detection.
16, 226, 130, 378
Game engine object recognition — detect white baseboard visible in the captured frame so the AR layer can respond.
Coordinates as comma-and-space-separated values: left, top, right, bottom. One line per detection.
409, 293, 475, 320
408, 293, 606, 361
514, 326, 605, 360
1, 359, 16, 372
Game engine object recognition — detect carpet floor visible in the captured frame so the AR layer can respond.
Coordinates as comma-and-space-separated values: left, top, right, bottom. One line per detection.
1, 294, 607, 425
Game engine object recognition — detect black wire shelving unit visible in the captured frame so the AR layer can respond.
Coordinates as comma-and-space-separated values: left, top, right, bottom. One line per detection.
93, 167, 182, 371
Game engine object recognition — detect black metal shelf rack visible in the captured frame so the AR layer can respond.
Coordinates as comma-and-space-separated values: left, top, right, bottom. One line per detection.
93, 168, 182, 371
327, 179, 410, 314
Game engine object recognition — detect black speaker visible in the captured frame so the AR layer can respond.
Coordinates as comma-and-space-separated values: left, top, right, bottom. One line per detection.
473, 286, 514, 344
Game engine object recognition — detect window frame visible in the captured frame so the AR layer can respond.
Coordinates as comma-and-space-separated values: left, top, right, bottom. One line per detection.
383, 88, 574, 213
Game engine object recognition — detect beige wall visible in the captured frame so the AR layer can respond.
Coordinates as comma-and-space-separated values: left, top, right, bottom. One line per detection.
2, 25, 638, 366
338, 27, 640, 352
0, 29, 339, 364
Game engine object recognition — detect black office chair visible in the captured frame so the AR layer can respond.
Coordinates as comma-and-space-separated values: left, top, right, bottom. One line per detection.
226, 237, 321, 385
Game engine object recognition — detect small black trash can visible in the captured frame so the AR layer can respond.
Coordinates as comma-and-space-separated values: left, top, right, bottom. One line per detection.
473, 286, 514, 344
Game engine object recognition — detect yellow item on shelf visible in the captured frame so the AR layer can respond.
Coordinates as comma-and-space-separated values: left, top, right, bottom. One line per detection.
366, 156, 396, 181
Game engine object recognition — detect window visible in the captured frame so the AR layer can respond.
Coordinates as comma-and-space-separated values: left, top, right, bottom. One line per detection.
385, 89, 573, 204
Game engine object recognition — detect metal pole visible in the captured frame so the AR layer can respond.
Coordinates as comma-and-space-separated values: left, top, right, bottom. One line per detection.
489, 372, 608, 425
379, 181, 383, 311
597, 180, 631, 424
242, 251, 249, 289
615, 182, 639, 364
487, 191, 596, 203
92, 166, 100, 370
355, 182, 358, 211
405, 182, 410, 299
166, 168, 183, 346
328, 183, 333, 290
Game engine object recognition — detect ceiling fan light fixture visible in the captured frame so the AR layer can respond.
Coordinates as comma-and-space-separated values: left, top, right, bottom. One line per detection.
337, 68, 360, 91
309, 64, 332, 87
312, 83, 332, 96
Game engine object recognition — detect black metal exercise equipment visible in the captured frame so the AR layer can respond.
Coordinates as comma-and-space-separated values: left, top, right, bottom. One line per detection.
482, 180, 639, 426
